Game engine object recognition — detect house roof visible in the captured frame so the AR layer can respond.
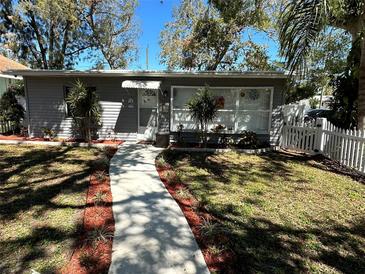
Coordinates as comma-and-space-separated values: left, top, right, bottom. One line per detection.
4, 69, 289, 79
0, 55, 28, 74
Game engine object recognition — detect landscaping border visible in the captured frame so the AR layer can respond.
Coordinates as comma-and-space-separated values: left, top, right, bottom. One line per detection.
155, 158, 236, 273
169, 146, 278, 153
0, 139, 123, 148
61, 146, 118, 274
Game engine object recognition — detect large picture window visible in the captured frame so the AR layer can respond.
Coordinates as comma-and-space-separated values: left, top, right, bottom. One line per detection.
171, 86, 273, 134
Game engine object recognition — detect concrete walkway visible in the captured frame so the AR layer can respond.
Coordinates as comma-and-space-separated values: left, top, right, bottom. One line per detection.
109, 142, 209, 274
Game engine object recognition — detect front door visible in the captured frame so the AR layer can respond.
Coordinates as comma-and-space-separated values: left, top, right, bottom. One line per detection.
138, 89, 158, 140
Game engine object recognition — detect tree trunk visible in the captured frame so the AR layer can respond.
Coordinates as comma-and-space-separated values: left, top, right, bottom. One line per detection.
358, 36, 365, 129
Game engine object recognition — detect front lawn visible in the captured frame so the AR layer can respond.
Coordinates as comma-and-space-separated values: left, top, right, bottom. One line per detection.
162, 151, 365, 273
0, 145, 102, 273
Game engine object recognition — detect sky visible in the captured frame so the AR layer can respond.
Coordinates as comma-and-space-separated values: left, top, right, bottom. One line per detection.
77, 0, 280, 71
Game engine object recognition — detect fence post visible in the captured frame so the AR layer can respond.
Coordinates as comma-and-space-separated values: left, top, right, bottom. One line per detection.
314, 118, 326, 154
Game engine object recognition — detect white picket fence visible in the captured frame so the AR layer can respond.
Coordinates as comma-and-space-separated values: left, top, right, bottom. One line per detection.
281, 117, 365, 174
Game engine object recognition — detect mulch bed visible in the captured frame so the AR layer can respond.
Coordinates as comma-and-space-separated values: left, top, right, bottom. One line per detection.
61, 147, 118, 274
0, 134, 123, 145
169, 142, 268, 150
155, 163, 236, 273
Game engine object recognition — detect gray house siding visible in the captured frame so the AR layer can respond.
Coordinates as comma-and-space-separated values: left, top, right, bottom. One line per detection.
25, 76, 138, 139
24, 75, 286, 144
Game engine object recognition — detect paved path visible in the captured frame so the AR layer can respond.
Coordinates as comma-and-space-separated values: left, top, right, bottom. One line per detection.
109, 143, 209, 274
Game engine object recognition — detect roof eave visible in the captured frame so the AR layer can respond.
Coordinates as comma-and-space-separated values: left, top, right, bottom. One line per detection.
3, 69, 289, 79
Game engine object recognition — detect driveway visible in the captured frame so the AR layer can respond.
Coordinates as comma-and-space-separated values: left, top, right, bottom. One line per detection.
108, 142, 209, 274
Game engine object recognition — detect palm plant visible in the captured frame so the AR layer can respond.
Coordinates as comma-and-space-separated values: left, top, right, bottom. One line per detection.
279, 0, 365, 127
186, 85, 218, 146
67, 80, 102, 142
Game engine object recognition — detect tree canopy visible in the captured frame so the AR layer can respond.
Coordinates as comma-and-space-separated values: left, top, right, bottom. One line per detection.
0, 0, 139, 69
279, 0, 365, 128
159, 0, 276, 71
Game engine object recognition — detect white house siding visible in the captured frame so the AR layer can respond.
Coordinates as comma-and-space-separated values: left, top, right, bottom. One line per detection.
25, 77, 138, 140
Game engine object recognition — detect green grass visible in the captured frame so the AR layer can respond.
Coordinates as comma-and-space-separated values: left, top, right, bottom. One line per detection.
162, 150, 365, 273
0, 144, 101, 273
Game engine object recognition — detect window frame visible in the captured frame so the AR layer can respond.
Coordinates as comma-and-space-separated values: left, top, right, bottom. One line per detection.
170, 85, 274, 134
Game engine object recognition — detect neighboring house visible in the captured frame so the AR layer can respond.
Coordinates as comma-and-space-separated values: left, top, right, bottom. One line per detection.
4, 70, 288, 144
0, 55, 28, 97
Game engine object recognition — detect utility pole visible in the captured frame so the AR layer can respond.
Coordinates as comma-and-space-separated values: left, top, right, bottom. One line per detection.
146, 44, 149, 70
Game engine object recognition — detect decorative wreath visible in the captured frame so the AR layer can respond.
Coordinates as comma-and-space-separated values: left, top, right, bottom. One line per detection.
248, 90, 259, 100
215, 96, 225, 109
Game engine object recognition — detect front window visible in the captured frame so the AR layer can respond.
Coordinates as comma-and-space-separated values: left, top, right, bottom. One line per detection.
171, 87, 273, 134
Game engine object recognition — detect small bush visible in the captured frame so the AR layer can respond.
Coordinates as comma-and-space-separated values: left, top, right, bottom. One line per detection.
94, 170, 107, 182
156, 157, 168, 169
91, 156, 109, 171
86, 226, 113, 246
164, 170, 179, 184
175, 188, 192, 200
41, 127, 56, 139
220, 136, 235, 148
207, 245, 224, 256
199, 218, 227, 240
237, 130, 259, 149
0, 87, 25, 134
211, 124, 226, 133
92, 191, 107, 205
79, 251, 97, 269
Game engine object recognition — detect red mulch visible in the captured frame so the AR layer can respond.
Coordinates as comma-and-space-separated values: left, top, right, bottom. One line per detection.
156, 164, 236, 273
61, 147, 118, 274
0, 135, 123, 145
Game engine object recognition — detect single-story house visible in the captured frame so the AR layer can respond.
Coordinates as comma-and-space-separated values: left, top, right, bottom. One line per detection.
0, 55, 28, 97
5, 70, 288, 144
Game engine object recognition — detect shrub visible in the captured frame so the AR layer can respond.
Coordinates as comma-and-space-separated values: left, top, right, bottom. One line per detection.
309, 97, 320, 109
220, 135, 235, 148
86, 226, 113, 246
199, 218, 227, 240
187, 85, 218, 147
94, 170, 107, 182
66, 80, 102, 142
207, 245, 224, 256
211, 124, 226, 133
164, 170, 179, 184
237, 130, 259, 149
7, 81, 24, 96
0, 87, 24, 134
156, 157, 168, 169
41, 127, 56, 139
92, 191, 107, 205
79, 251, 97, 269
175, 188, 192, 200
91, 156, 110, 171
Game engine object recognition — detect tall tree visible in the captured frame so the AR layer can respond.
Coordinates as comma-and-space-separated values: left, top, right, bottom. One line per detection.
0, 0, 139, 69
279, 0, 365, 127
159, 0, 275, 71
